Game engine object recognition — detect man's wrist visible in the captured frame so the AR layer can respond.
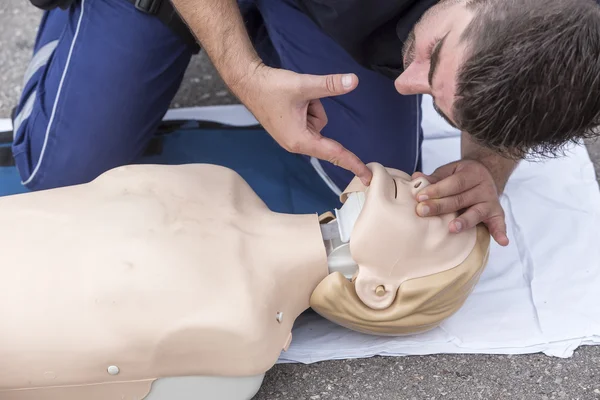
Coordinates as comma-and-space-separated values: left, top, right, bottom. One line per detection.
223, 58, 266, 102
480, 157, 516, 194
460, 132, 518, 194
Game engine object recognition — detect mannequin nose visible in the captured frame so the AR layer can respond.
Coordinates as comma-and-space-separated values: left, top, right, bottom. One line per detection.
410, 177, 430, 197
394, 64, 431, 95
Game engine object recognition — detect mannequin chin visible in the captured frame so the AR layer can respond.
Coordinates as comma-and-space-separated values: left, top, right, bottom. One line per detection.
0, 162, 490, 400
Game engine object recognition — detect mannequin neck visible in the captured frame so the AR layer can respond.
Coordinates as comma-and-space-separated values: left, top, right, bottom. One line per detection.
319, 192, 365, 280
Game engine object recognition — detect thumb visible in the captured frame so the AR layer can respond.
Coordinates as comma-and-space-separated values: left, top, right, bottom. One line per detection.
301, 73, 358, 99
426, 162, 460, 184
411, 171, 428, 180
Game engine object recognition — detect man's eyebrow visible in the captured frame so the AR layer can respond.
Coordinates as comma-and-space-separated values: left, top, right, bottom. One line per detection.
428, 33, 449, 87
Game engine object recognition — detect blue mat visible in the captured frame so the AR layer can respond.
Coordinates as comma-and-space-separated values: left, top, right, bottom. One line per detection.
0, 122, 341, 215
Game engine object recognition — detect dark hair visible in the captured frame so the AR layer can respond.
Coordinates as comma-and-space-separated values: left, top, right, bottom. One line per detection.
454, 0, 600, 159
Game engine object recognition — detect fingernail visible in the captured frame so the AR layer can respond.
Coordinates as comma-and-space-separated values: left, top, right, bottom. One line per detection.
417, 194, 429, 202
418, 204, 430, 216
454, 221, 462, 232
342, 74, 353, 88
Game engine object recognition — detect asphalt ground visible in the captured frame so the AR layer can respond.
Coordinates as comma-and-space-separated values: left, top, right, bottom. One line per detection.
1, 1, 599, 398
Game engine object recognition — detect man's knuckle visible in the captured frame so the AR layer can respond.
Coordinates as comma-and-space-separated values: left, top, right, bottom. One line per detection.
433, 201, 444, 214
287, 140, 303, 153
454, 194, 466, 210
474, 205, 488, 220
325, 75, 337, 93
494, 205, 506, 219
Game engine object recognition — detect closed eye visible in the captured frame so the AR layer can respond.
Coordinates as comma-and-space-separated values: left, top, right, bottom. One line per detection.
393, 179, 398, 198
428, 33, 448, 87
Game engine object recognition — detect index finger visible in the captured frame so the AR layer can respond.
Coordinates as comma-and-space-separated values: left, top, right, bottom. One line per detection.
417, 170, 479, 202
303, 135, 372, 185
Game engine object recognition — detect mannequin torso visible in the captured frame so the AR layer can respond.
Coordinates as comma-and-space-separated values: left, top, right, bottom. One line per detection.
0, 164, 328, 398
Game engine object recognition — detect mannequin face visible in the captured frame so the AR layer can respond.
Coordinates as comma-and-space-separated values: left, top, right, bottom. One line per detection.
367, 164, 428, 208
342, 163, 477, 310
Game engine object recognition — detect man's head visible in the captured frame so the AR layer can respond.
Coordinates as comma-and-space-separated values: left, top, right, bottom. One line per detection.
395, 0, 600, 158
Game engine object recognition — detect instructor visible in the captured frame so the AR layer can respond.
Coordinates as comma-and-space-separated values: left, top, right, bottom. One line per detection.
13, 0, 600, 246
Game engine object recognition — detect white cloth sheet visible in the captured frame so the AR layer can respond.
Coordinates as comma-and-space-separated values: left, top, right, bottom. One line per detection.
0, 118, 12, 133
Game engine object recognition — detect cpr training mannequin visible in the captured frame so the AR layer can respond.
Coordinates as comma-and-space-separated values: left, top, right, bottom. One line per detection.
0, 162, 490, 400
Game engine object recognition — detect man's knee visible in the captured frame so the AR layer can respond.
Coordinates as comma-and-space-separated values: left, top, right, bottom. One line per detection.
12, 117, 149, 191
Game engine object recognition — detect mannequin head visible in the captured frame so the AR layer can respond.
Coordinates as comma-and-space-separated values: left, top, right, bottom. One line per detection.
343, 163, 477, 309
311, 163, 490, 335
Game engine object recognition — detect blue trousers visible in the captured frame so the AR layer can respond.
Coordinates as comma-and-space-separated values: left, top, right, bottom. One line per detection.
12, 0, 422, 193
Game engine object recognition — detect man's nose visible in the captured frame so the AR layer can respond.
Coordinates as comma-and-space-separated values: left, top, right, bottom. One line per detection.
394, 63, 431, 95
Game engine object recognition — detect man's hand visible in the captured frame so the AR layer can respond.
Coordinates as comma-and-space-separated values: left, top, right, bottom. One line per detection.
412, 159, 509, 246
232, 63, 372, 186
170, 0, 373, 186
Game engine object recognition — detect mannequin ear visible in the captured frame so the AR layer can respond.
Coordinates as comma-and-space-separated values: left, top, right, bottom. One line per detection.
340, 176, 368, 203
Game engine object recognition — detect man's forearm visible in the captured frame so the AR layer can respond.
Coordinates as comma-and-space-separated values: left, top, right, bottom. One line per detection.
461, 132, 518, 194
171, 0, 261, 95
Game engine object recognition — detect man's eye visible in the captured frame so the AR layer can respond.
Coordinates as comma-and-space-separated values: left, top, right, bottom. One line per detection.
426, 37, 442, 59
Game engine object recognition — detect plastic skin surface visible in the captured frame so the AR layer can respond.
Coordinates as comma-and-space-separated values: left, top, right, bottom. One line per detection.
310, 163, 490, 335
0, 164, 328, 400
349, 163, 477, 309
